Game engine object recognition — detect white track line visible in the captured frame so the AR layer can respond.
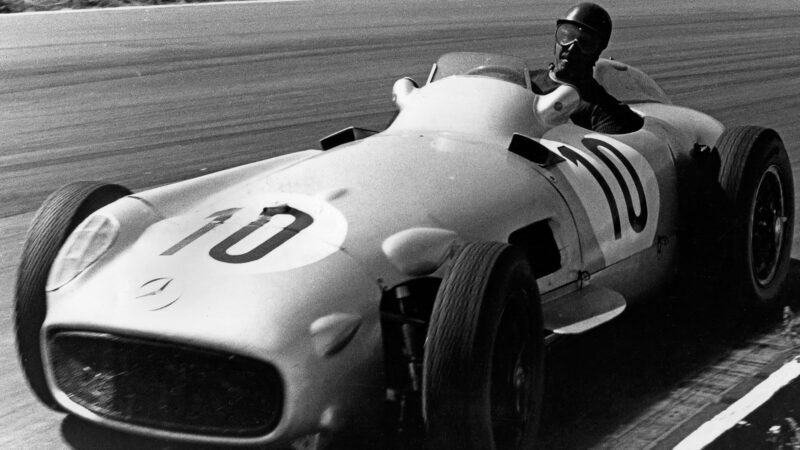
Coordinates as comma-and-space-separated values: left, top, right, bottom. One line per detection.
674, 357, 800, 450
7, 0, 306, 16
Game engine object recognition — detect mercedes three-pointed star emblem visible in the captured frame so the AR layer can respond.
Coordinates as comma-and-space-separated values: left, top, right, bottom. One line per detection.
134, 277, 183, 311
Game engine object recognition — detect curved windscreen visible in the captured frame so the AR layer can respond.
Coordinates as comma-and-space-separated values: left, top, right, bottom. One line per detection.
428, 52, 530, 89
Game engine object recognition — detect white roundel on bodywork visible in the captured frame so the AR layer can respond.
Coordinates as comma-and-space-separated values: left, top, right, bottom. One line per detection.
147, 193, 348, 274
544, 134, 660, 266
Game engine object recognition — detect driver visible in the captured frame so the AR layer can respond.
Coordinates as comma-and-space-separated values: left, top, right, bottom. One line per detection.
530, 2, 643, 134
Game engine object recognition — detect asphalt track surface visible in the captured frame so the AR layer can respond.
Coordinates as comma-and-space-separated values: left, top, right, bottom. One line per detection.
2, 0, 800, 448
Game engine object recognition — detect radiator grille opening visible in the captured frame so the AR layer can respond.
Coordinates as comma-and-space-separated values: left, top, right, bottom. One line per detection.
49, 331, 283, 437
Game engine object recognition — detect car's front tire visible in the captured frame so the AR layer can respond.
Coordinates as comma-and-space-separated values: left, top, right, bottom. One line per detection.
422, 242, 544, 450
15, 181, 131, 409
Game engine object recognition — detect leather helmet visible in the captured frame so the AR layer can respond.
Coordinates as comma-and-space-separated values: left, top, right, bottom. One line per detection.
557, 3, 612, 51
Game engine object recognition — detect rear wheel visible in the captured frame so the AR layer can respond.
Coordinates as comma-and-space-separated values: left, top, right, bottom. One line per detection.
15, 181, 131, 409
716, 126, 794, 310
423, 242, 544, 450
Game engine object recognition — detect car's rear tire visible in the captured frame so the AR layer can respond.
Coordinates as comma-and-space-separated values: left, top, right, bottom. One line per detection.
422, 242, 544, 450
15, 181, 131, 409
716, 126, 794, 311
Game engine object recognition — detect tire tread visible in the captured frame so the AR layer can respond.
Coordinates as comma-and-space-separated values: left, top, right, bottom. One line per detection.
423, 242, 543, 449
15, 181, 130, 408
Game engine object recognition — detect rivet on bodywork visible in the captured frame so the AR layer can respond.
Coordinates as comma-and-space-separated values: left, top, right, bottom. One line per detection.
310, 313, 362, 357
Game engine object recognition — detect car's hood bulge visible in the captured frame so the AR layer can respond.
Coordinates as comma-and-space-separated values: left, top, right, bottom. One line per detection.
128, 131, 560, 285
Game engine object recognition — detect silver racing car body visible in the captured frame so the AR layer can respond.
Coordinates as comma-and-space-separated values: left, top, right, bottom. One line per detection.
16, 52, 793, 448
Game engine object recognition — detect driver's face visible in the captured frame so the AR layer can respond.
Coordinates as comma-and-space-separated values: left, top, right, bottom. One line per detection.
552, 26, 601, 81
553, 41, 597, 80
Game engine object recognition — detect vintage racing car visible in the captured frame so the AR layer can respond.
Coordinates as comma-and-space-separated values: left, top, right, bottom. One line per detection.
15, 52, 795, 449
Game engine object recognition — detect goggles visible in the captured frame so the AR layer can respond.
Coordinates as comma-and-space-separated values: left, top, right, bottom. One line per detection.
555, 22, 603, 55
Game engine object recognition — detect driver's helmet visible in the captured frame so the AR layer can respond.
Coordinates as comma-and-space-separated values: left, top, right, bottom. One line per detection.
556, 3, 612, 53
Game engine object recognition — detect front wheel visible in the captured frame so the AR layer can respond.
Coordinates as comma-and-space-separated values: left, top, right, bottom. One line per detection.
15, 181, 131, 409
422, 242, 544, 450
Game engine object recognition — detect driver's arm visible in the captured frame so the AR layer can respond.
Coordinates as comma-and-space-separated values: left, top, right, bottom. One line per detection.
572, 79, 644, 134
